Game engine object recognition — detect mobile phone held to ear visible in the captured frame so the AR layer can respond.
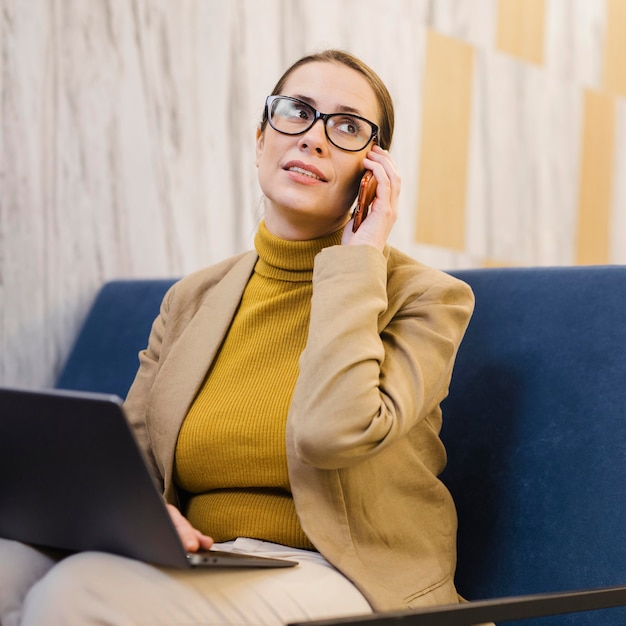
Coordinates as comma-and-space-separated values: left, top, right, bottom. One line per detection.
352, 170, 377, 232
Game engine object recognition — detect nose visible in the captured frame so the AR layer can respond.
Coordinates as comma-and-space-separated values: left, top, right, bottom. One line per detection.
297, 118, 328, 154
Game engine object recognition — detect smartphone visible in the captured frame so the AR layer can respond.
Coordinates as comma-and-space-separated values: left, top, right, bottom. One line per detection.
352, 170, 377, 232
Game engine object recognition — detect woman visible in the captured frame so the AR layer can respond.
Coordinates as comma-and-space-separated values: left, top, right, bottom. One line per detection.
0, 49, 474, 625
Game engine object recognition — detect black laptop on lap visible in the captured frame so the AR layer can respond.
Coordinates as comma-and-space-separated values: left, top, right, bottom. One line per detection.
0, 386, 296, 569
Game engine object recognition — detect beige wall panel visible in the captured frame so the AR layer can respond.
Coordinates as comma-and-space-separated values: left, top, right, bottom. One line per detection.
496, 0, 546, 65
415, 31, 474, 251
611, 100, 626, 263
603, 0, 626, 96
576, 89, 615, 265
482, 259, 516, 268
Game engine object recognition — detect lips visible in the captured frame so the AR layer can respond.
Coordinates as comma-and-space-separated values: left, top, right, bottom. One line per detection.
283, 160, 327, 182
289, 167, 322, 180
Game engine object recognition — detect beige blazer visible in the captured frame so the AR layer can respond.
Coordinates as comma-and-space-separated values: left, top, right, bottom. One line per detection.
124, 242, 474, 612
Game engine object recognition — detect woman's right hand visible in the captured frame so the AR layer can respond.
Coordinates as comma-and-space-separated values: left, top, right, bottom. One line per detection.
167, 503, 214, 552
342, 144, 401, 252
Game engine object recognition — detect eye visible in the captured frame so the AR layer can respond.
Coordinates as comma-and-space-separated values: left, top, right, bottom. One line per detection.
281, 100, 313, 122
296, 105, 312, 120
332, 116, 364, 137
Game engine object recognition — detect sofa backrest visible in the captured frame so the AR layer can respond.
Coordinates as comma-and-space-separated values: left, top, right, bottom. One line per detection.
444, 265, 626, 625
56, 266, 626, 624
56, 279, 177, 399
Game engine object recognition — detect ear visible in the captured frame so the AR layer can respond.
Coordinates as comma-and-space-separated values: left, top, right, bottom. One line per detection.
255, 127, 264, 168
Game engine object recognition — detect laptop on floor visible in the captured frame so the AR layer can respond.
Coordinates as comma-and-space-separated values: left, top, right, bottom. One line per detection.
0, 386, 297, 569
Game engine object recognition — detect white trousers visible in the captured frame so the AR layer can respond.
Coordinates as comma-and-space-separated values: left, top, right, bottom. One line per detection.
0, 537, 372, 626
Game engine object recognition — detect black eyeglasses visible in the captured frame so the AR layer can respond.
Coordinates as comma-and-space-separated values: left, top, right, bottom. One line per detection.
264, 95, 379, 152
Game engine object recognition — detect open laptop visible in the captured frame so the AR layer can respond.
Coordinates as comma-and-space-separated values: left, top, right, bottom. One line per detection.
0, 386, 297, 569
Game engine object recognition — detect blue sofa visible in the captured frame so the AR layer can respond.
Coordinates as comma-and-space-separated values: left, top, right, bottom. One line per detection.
55, 265, 626, 625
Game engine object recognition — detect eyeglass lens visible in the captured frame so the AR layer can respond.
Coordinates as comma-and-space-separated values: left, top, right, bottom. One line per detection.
268, 97, 375, 151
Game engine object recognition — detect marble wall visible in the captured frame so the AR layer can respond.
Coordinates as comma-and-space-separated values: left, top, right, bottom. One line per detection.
1, 0, 624, 389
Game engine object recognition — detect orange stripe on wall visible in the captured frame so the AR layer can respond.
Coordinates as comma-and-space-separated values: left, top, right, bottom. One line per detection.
603, 0, 626, 96
415, 31, 473, 251
575, 89, 615, 265
496, 0, 546, 65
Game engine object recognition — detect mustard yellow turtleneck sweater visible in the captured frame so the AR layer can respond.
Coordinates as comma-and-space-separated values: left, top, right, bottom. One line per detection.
173, 221, 343, 550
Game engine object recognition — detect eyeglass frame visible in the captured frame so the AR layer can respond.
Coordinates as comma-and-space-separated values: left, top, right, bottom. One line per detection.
263, 95, 379, 152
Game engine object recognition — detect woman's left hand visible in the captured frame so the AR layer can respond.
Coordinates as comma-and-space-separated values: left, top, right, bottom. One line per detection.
166, 503, 214, 552
342, 144, 401, 251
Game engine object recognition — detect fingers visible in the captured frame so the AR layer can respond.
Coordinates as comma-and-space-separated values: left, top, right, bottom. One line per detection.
343, 145, 401, 250
366, 145, 401, 208
166, 504, 214, 552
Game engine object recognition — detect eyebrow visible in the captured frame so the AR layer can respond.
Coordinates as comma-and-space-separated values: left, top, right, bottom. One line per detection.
291, 94, 364, 116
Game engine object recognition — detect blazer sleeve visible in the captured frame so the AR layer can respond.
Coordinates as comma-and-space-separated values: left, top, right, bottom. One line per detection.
288, 244, 474, 470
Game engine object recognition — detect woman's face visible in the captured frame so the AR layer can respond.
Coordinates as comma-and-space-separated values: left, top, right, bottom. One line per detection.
256, 61, 380, 240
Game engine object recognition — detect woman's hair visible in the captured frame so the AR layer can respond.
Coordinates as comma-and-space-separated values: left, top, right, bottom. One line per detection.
261, 49, 395, 150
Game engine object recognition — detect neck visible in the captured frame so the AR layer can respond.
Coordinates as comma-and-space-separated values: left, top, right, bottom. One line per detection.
263, 207, 351, 241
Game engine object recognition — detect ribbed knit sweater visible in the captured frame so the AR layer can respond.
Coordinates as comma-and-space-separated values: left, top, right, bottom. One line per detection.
173, 221, 343, 549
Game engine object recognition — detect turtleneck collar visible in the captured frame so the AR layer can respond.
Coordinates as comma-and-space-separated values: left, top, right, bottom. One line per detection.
254, 220, 344, 282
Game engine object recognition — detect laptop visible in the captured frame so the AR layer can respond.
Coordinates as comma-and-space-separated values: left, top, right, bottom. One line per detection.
0, 386, 297, 569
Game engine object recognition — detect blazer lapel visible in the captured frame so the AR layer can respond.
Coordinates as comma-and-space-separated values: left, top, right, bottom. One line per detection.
149, 252, 257, 493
